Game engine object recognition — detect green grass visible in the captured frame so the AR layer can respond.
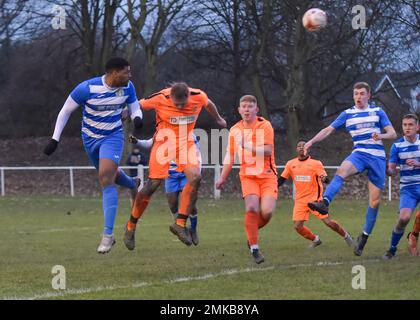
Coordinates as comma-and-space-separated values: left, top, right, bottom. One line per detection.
0, 196, 419, 300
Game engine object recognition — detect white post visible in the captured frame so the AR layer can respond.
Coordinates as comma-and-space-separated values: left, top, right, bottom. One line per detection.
214, 163, 221, 200
1, 168, 4, 197
388, 176, 392, 202
69, 168, 74, 197
138, 165, 144, 189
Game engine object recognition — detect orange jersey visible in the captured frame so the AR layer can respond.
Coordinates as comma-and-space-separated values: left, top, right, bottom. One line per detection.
227, 117, 277, 178
140, 87, 208, 143
281, 157, 326, 203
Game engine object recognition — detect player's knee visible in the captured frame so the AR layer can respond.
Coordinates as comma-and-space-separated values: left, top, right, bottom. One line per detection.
398, 215, 410, 227
142, 179, 161, 196
189, 173, 202, 187
260, 211, 272, 221
369, 198, 380, 209
99, 173, 115, 187
335, 167, 346, 177
294, 221, 304, 230
246, 206, 259, 214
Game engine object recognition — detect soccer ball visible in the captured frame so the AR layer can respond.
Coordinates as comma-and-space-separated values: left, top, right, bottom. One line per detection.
302, 8, 327, 32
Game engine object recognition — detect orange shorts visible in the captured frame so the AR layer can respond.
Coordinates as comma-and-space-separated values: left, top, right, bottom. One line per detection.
240, 175, 278, 199
293, 201, 329, 221
148, 139, 200, 179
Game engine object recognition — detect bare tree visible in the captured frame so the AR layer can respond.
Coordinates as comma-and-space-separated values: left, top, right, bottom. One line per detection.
124, 0, 196, 95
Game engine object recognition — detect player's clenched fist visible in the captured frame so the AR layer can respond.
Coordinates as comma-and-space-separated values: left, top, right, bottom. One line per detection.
215, 178, 226, 190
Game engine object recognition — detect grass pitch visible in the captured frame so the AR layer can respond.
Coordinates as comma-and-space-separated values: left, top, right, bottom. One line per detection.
0, 196, 419, 300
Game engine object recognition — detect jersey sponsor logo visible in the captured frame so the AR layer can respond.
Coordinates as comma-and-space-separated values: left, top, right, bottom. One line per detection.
295, 175, 311, 182
169, 115, 196, 125
355, 122, 375, 130
92, 104, 123, 111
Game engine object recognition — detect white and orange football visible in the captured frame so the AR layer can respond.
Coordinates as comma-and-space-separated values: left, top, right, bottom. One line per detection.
302, 8, 327, 32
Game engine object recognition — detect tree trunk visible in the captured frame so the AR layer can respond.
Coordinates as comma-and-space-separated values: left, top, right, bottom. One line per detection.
286, 105, 300, 159
252, 71, 268, 119
143, 46, 157, 96
100, 0, 119, 70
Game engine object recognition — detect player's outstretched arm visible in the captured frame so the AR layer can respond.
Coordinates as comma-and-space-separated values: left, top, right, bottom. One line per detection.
215, 163, 233, 190
204, 99, 227, 128
304, 125, 335, 155
43, 96, 79, 156
215, 151, 235, 190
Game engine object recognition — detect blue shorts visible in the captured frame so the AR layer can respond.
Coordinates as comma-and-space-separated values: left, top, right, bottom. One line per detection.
400, 184, 420, 211
165, 171, 187, 193
82, 130, 124, 169
345, 151, 386, 189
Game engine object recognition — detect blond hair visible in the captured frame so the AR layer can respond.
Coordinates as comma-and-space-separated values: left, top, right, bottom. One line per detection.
239, 95, 257, 104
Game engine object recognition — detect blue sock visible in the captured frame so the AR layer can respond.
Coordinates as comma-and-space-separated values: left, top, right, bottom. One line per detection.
323, 175, 344, 204
103, 185, 118, 235
190, 215, 198, 231
115, 169, 136, 189
390, 229, 404, 249
363, 206, 379, 235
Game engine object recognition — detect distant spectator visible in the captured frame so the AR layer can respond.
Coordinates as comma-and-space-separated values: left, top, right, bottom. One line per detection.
126, 146, 147, 177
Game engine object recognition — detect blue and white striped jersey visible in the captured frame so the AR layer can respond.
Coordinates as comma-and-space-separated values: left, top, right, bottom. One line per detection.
389, 135, 420, 189
331, 105, 391, 158
70, 75, 138, 139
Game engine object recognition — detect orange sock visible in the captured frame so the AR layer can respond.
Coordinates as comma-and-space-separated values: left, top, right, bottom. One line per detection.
128, 194, 151, 231
296, 225, 316, 241
176, 214, 188, 227
413, 211, 420, 236
244, 211, 259, 246
179, 183, 195, 217
326, 219, 346, 237
258, 214, 270, 229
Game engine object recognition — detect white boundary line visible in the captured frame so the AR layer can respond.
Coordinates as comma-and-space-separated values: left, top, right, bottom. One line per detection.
3, 258, 380, 300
